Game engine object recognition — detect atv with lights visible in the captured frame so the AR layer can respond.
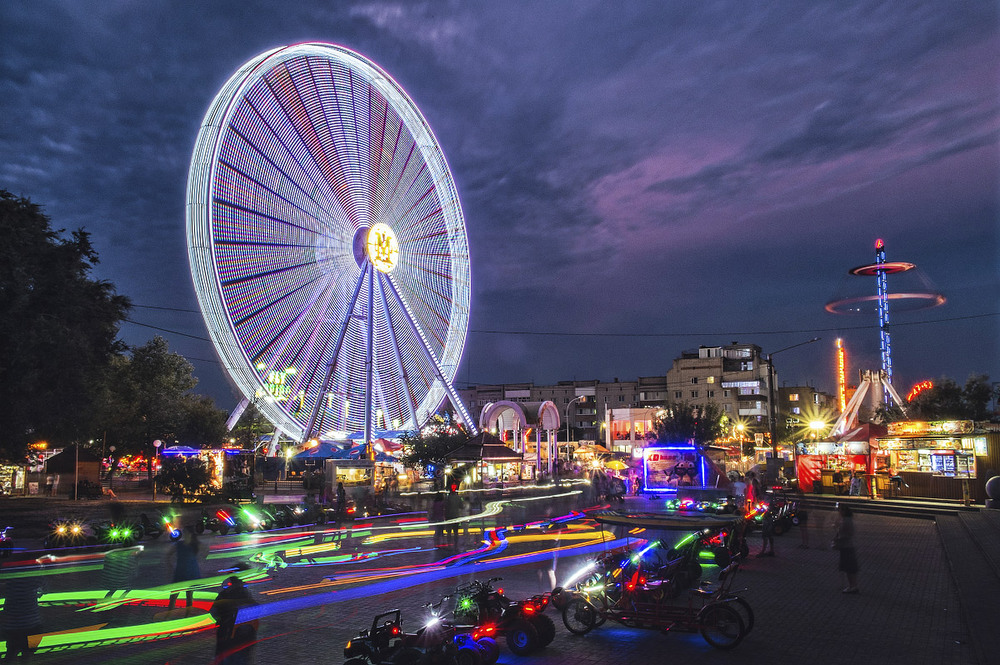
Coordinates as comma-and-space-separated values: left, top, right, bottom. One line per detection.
343, 608, 487, 665
449, 577, 555, 657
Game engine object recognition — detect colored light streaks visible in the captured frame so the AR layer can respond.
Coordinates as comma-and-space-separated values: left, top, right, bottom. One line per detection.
1, 493, 595, 656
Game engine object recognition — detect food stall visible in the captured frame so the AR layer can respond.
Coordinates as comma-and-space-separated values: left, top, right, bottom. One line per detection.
874, 420, 1000, 502
794, 424, 882, 494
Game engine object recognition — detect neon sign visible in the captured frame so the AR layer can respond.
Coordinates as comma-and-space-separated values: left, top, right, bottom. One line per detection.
906, 380, 933, 402
367, 223, 399, 273
836, 338, 847, 412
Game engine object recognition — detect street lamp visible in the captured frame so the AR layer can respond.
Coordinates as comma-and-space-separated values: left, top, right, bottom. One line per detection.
766, 337, 821, 462
556, 395, 587, 448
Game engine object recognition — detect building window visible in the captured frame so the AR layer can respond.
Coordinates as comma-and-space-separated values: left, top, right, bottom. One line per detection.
674, 391, 682, 399
618, 395, 624, 402
792, 407, 801, 414
723, 390, 730, 398
814, 394, 822, 404
706, 376, 715, 383
707, 390, 715, 398
564, 397, 569, 403
691, 377, 698, 384
789, 393, 800, 401
723, 404, 732, 413
691, 391, 699, 398
741, 361, 754, 371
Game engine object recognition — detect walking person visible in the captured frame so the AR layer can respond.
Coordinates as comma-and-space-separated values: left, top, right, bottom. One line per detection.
833, 503, 860, 594
167, 530, 201, 613
445, 485, 464, 549
430, 492, 445, 548
1, 574, 44, 659
335, 482, 347, 524
756, 505, 776, 557
210, 576, 259, 665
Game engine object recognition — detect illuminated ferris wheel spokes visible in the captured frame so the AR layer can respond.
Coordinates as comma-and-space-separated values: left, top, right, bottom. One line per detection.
187, 43, 475, 443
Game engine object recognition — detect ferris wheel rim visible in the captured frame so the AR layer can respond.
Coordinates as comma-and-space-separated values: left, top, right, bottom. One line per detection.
186, 43, 471, 441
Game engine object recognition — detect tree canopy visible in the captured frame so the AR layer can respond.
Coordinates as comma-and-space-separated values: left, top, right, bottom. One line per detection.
651, 402, 726, 446
901, 375, 996, 421
399, 415, 467, 479
97, 336, 227, 455
0, 190, 130, 459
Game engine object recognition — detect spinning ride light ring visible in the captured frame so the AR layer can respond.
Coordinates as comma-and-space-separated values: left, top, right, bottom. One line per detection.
824, 292, 946, 314
848, 261, 915, 276
187, 44, 471, 440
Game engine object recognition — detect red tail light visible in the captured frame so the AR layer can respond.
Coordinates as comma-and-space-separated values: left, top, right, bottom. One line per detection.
392, 626, 400, 635
523, 604, 536, 614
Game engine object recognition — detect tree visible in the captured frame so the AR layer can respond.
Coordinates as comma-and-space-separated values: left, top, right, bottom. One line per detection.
904, 375, 995, 421
0, 190, 130, 459
95, 337, 225, 482
399, 415, 467, 486
651, 402, 726, 445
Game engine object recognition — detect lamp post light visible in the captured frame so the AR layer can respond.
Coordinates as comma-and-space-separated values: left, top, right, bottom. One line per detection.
766, 337, 821, 462
564, 395, 585, 460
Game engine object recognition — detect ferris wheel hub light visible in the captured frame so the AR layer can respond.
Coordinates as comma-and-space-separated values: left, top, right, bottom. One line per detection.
366, 223, 399, 273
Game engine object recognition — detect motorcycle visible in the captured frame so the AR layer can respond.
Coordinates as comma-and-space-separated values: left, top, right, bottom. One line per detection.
43, 520, 97, 549
0, 526, 14, 558
140, 512, 183, 541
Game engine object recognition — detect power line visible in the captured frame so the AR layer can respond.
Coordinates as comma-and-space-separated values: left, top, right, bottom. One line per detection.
123, 309, 999, 344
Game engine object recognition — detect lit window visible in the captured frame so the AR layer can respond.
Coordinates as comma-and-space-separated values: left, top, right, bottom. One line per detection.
789, 393, 800, 401
792, 407, 801, 414
706, 376, 715, 383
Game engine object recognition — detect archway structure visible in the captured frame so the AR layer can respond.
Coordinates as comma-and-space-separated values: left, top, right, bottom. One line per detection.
479, 401, 561, 477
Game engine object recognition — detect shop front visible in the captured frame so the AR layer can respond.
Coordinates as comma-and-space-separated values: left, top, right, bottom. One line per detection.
795, 440, 869, 494
875, 420, 1000, 502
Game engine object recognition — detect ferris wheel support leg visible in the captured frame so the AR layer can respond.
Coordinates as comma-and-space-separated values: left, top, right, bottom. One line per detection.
364, 266, 375, 459
383, 274, 478, 436
226, 397, 250, 432
302, 264, 371, 442
376, 273, 419, 430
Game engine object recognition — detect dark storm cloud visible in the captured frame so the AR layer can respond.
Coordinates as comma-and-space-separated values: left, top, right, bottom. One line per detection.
2, 1, 997, 404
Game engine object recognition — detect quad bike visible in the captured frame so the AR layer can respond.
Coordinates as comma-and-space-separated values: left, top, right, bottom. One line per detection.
343, 608, 488, 665
450, 577, 555, 656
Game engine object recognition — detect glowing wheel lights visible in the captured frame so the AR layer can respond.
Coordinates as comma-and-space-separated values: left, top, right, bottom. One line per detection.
187, 43, 475, 441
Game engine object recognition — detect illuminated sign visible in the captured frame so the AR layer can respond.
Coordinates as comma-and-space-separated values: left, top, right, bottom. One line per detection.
366, 223, 399, 273
886, 420, 974, 437
721, 381, 761, 389
906, 380, 933, 402
836, 339, 847, 413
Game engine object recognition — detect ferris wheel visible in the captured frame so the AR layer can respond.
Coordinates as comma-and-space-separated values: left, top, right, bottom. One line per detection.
186, 43, 476, 443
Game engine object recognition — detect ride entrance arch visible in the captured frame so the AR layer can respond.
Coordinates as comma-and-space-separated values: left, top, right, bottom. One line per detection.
478, 401, 561, 478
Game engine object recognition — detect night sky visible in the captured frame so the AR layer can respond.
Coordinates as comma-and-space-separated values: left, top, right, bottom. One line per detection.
3, 1, 998, 411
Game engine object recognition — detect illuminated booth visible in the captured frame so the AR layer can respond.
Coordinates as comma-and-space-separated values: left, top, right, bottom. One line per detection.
795, 424, 882, 494
642, 445, 727, 494
874, 420, 1000, 502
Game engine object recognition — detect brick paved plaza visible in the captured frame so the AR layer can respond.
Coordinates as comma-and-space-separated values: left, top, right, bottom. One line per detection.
4, 496, 998, 665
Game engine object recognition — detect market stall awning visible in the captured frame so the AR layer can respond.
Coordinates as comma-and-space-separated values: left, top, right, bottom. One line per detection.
575, 444, 611, 455
836, 423, 886, 443
447, 432, 523, 462
293, 442, 345, 459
